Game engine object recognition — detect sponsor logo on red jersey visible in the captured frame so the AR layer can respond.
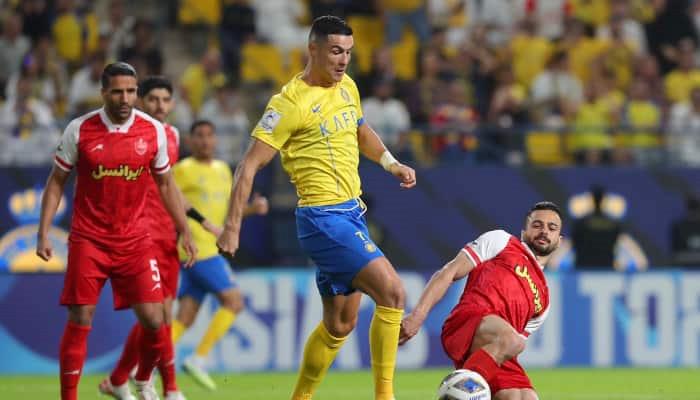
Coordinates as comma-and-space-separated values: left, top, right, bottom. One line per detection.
514, 264, 543, 314
91, 165, 145, 181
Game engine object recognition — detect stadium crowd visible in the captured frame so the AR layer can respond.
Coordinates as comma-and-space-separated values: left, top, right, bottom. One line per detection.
2, 0, 700, 167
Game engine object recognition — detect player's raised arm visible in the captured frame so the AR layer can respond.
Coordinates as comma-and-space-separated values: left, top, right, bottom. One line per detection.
399, 251, 475, 345
357, 122, 416, 188
217, 139, 277, 258
36, 166, 70, 261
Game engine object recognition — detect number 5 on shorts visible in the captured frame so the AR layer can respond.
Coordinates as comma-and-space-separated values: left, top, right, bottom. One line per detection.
149, 259, 161, 282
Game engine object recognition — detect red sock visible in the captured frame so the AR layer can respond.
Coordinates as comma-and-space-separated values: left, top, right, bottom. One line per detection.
158, 324, 178, 394
110, 323, 142, 386
59, 321, 91, 400
463, 348, 501, 383
135, 324, 166, 381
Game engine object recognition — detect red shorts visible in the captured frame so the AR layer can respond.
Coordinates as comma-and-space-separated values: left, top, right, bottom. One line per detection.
152, 236, 180, 299
441, 308, 533, 394
60, 238, 164, 310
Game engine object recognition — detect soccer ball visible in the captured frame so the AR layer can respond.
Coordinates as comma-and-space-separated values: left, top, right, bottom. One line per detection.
436, 369, 491, 400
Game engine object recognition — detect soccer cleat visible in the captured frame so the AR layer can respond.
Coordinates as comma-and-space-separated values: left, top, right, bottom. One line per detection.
182, 356, 217, 390
98, 378, 136, 400
134, 379, 160, 400
164, 391, 187, 400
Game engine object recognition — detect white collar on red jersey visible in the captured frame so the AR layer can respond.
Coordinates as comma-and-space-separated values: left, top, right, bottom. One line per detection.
99, 107, 136, 133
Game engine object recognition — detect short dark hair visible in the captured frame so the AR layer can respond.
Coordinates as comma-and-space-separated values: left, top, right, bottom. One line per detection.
138, 75, 172, 98
526, 201, 564, 225
101, 61, 137, 89
189, 119, 215, 134
309, 15, 352, 43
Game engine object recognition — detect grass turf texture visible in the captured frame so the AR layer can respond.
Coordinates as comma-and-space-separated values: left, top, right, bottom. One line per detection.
0, 368, 698, 399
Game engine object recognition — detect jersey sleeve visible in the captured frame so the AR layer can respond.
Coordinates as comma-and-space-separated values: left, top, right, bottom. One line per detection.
54, 118, 81, 171
151, 120, 170, 174
461, 230, 511, 267
251, 94, 300, 150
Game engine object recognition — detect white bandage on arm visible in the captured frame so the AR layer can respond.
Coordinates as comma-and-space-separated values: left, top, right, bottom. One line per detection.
379, 150, 399, 171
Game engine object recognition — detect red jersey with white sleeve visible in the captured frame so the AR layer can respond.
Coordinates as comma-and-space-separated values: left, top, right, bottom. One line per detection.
55, 108, 170, 252
145, 123, 180, 243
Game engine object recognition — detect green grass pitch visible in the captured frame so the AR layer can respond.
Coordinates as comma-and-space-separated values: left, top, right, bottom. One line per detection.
0, 368, 698, 399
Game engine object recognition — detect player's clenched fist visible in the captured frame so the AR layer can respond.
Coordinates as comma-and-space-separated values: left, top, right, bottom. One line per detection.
36, 235, 53, 261
389, 162, 417, 189
399, 311, 424, 345
180, 229, 198, 268
216, 228, 239, 259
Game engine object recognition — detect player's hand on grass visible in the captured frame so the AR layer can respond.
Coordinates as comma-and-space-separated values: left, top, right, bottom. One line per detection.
389, 163, 416, 189
181, 229, 197, 268
399, 312, 424, 345
217, 228, 239, 260
36, 234, 53, 261
251, 193, 269, 215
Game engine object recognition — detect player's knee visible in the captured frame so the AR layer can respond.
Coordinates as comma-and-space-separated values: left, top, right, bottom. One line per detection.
68, 306, 95, 326
500, 331, 526, 360
219, 291, 244, 314
325, 317, 357, 338
382, 281, 405, 309
521, 390, 539, 400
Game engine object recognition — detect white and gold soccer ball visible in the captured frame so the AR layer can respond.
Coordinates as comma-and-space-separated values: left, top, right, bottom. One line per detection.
436, 369, 491, 400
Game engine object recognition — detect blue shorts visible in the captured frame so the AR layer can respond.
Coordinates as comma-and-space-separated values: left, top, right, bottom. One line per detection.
296, 198, 384, 297
178, 255, 237, 303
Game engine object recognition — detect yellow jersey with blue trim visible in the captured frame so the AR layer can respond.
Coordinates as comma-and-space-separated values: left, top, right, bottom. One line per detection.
173, 157, 232, 260
252, 73, 365, 207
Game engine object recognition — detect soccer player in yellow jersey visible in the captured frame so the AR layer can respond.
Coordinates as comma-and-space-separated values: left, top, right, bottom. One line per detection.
217, 16, 417, 400
171, 120, 269, 390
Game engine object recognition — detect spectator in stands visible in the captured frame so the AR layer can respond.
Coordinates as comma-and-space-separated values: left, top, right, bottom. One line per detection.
251, 0, 308, 51
220, 0, 256, 81
362, 78, 411, 154
530, 50, 583, 126
645, 0, 698, 75
559, 18, 608, 85
5, 40, 68, 117
52, 0, 100, 71
180, 47, 227, 114
617, 78, 661, 165
668, 86, 700, 166
598, 15, 637, 91
0, 69, 58, 166
484, 66, 529, 164
100, 0, 135, 62
356, 46, 396, 98
571, 185, 648, 270
597, 0, 647, 55
461, 23, 501, 117
67, 52, 105, 117
378, 0, 431, 45
634, 54, 665, 106
429, 79, 479, 163
570, 76, 615, 165
671, 194, 700, 268
509, 16, 553, 89
403, 48, 449, 126
119, 19, 163, 76
18, 0, 52, 42
178, 0, 222, 52
198, 81, 250, 164
664, 39, 700, 104
0, 12, 31, 96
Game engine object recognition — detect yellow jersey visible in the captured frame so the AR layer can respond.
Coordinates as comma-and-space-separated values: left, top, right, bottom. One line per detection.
252, 73, 364, 207
173, 157, 232, 260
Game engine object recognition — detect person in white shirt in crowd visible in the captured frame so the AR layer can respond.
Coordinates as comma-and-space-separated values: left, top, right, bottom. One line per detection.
530, 50, 583, 126
668, 86, 700, 166
361, 78, 411, 153
198, 81, 250, 163
0, 12, 31, 91
67, 52, 106, 118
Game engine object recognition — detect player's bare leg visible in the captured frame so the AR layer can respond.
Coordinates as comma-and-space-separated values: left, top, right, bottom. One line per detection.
158, 296, 185, 399
130, 302, 166, 400
460, 315, 527, 393
352, 256, 405, 400
182, 288, 242, 391
60, 305, 95, 400
494, 388, 539, 400
291, 292, 361, 400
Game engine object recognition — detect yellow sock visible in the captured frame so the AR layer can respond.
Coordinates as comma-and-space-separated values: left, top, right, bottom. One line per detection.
171, 319, 186, 344
370, 305, 403, 400
195, 308, 236, 357
291, 322, 347, 400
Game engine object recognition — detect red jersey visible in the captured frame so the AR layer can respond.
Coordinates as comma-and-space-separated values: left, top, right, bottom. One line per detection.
55, 108, 170, 251
447, 230, 550, 336
144, 123, 180, 242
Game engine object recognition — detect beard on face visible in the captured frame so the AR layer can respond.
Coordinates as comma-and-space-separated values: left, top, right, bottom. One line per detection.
525, 234, 558, 256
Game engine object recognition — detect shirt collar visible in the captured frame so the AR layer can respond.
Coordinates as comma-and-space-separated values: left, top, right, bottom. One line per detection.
99, 107, 135, 133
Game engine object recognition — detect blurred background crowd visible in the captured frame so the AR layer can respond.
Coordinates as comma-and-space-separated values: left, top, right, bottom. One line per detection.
3, 0, 700, 168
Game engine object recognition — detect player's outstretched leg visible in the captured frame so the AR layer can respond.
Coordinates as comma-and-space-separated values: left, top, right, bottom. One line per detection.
352, 257, 405, 400
101, 323, 141, 399
60, 306, 94, 400
463, 315, 526, 387
290, 293, 360, 400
